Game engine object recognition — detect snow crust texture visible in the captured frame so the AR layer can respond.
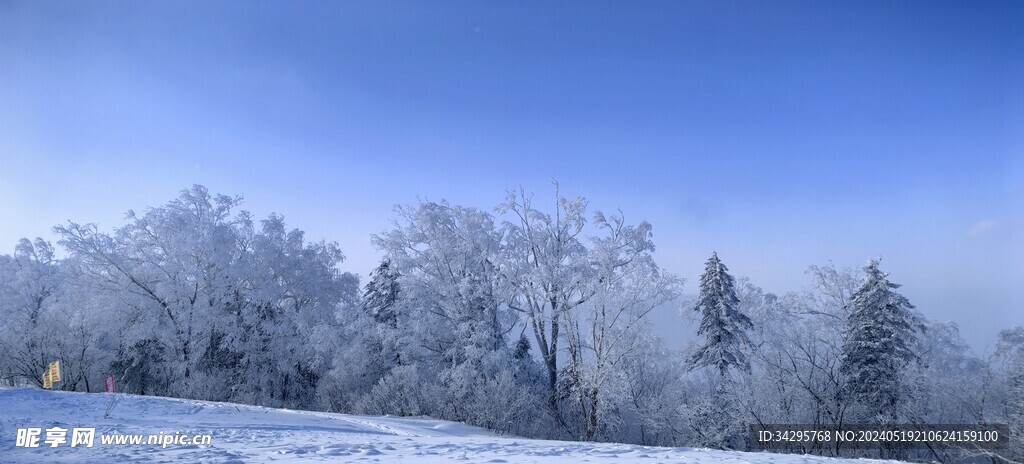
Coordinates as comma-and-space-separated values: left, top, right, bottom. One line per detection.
0, 388, 905, 464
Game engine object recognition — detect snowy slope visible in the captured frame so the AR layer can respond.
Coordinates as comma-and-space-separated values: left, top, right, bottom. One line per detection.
0, 388, 902, 464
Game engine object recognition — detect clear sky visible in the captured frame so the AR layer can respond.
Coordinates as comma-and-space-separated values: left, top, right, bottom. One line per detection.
1, 1, 1021, 350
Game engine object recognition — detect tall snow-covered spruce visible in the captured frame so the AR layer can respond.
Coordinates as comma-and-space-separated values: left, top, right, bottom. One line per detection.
688, 251, 754, 377
840, 260, 921, 420
363, 259, 401, 328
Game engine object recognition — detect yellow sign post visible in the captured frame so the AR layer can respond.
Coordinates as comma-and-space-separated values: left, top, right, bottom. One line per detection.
41, 361, 60, 389
49, 361, 61, 382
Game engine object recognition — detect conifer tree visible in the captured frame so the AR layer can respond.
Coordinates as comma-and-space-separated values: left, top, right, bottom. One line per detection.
840, 260, 921, 420
363, 259, 401, 328
689, 252, 754, 376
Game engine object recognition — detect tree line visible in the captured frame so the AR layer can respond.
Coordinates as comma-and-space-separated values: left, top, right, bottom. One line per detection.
0, 184, 1020, 461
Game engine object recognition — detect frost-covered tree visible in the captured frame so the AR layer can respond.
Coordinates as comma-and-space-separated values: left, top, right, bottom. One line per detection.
363, 259, 401, 328
498, 186, 594, 411
996, 326, 1024, 461
0, 239, 63, 387
55, 185, 356, 406
498, 187, 681, 440
613, 331, 688, 446
56, 187, 246, 397
229, 213, 356, 408
375, 201, 509, 362
371, 201, 528, 426
683, 252, 755, 450
839, 260, 922, 421
558, 211, 680, 441
0, 239, 116, 392
905, 320, 987, 425
688, 252, 754, 377
745, 264, 859, 443
1007, 357, 1024, 461
326, 258, 406, 409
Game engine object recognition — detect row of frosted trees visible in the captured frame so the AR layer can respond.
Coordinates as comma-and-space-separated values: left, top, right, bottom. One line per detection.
0, 185, 1020, 461
1, 188, 358, 407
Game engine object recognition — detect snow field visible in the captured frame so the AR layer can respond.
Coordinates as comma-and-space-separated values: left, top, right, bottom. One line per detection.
0, 388, 905, 464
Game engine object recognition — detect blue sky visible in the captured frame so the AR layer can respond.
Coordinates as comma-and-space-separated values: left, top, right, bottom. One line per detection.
1, 1, 1021, 349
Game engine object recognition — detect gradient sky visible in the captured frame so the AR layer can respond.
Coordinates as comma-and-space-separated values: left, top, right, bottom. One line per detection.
1, 1, 1021, 350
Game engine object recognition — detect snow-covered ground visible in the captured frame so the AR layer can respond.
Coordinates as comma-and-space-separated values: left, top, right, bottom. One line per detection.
0, 388, 902, 463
